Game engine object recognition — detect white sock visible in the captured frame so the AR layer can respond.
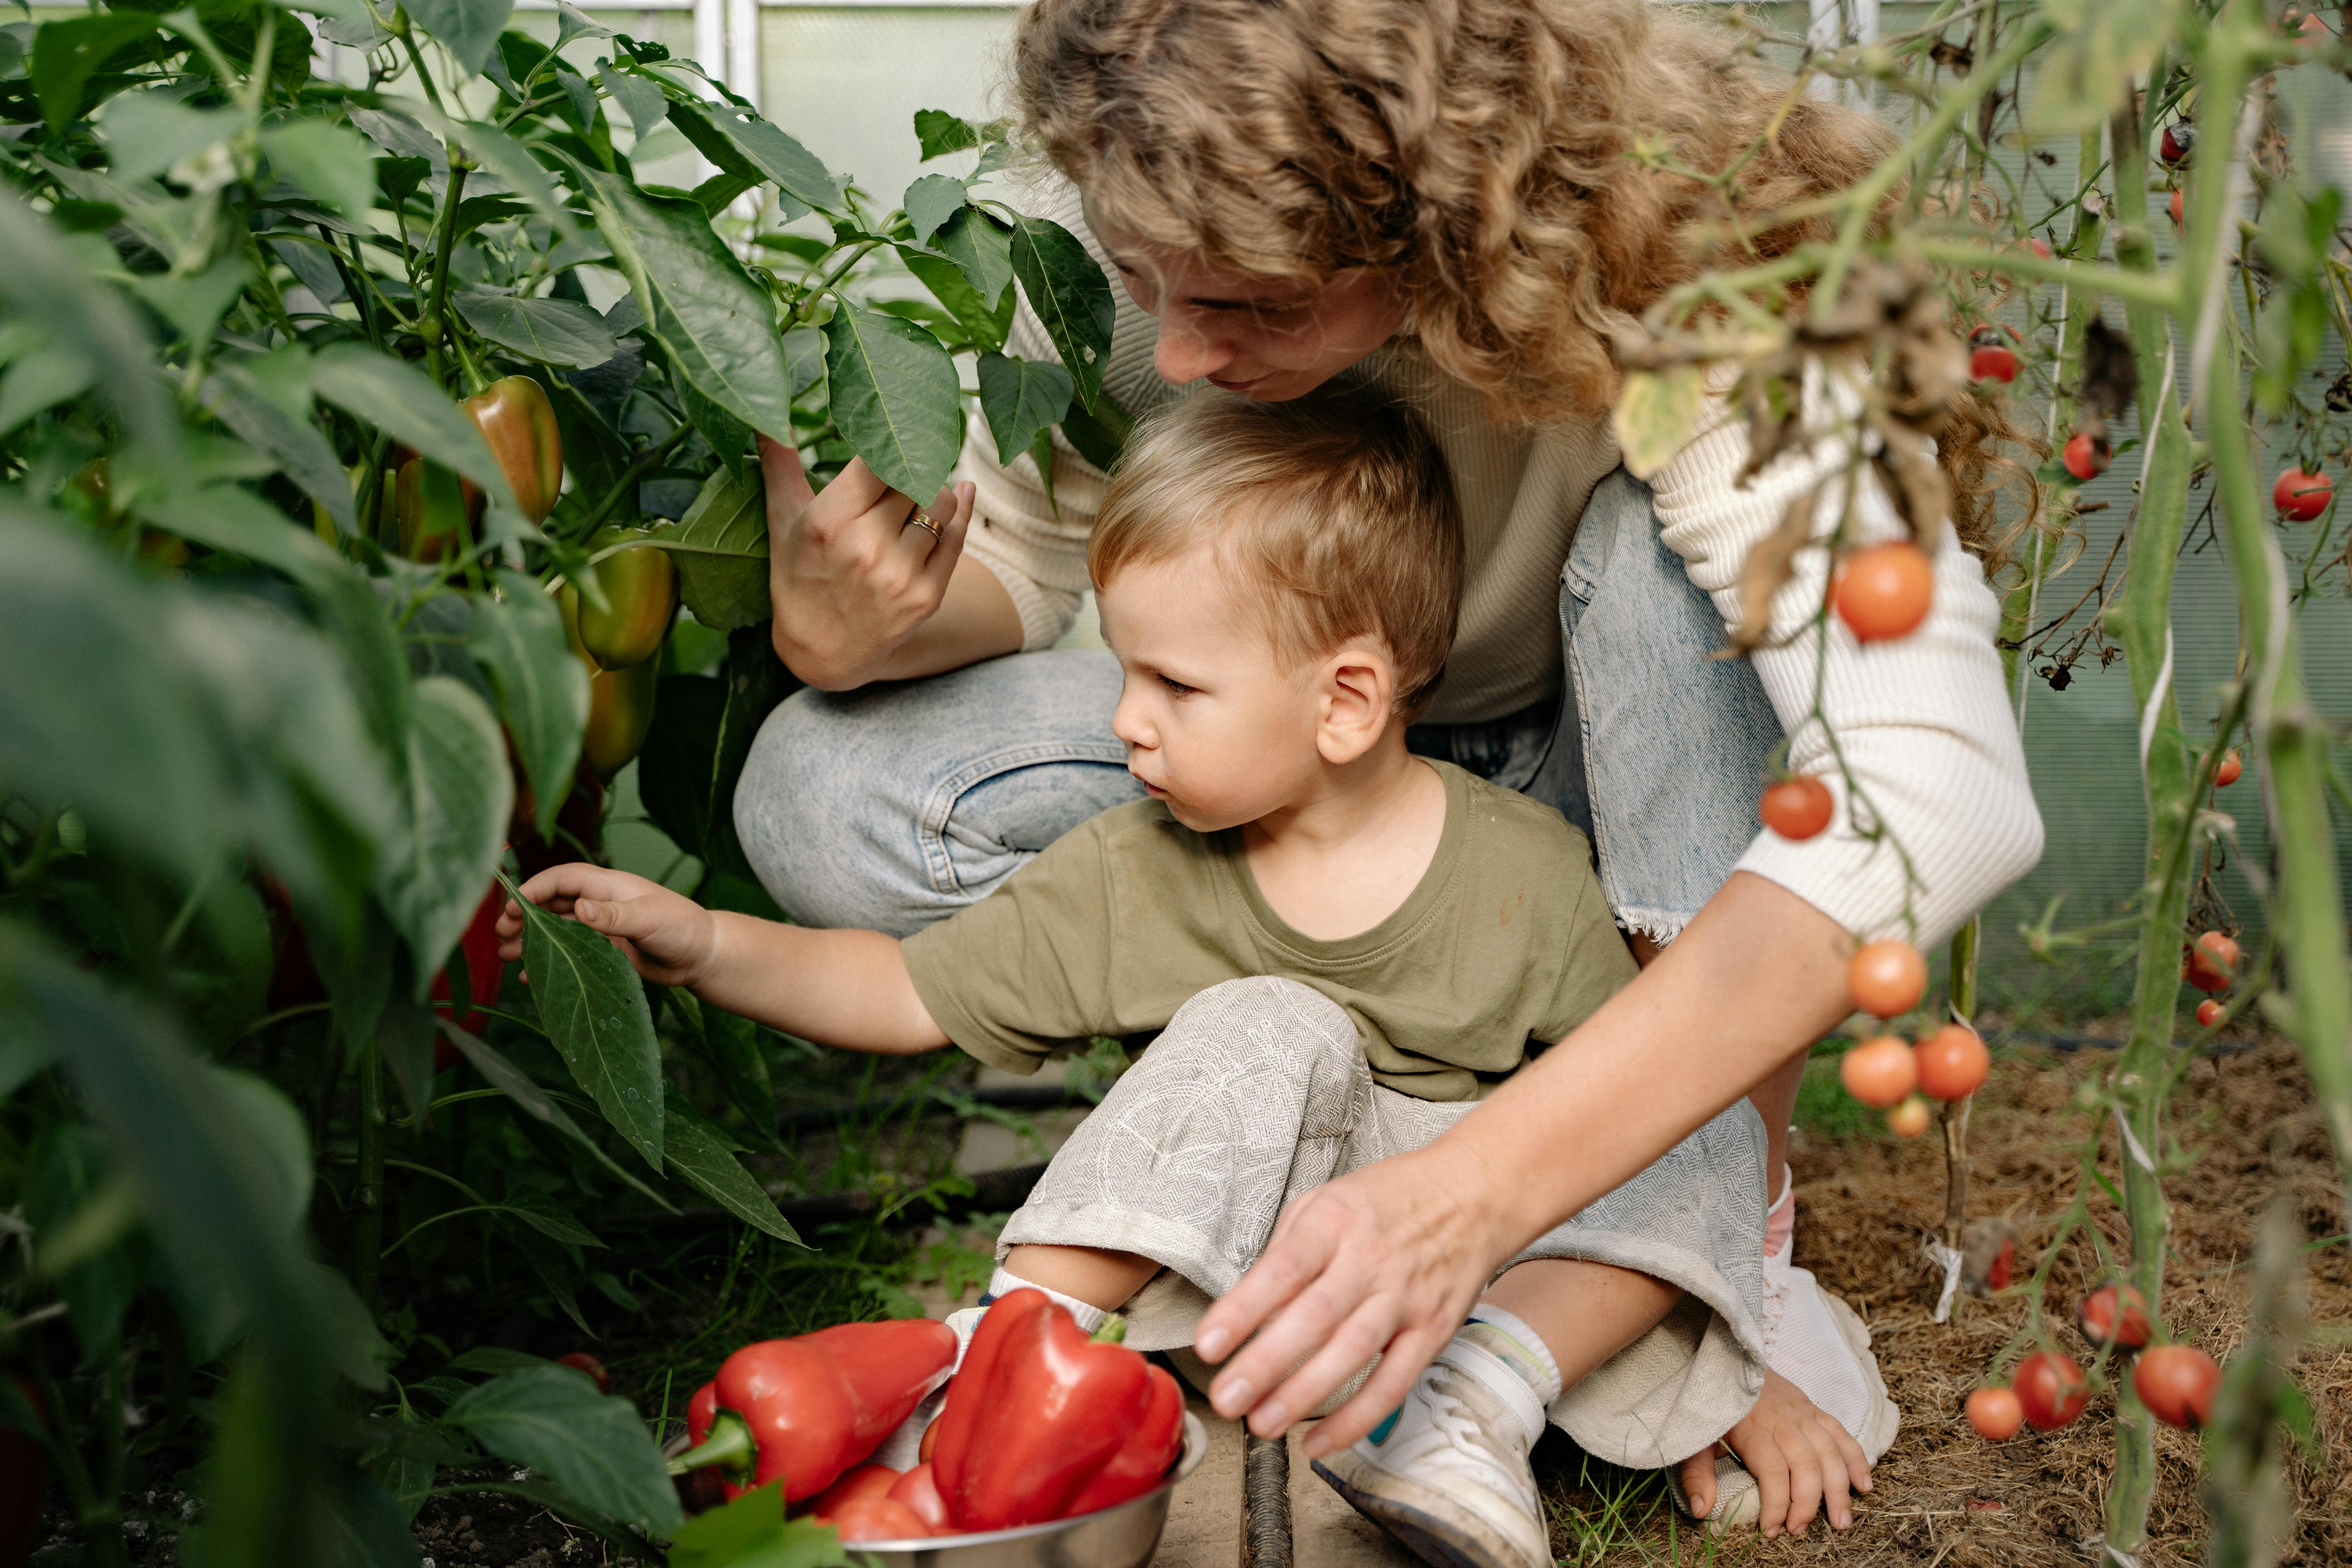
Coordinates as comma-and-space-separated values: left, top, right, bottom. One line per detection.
1440, 1303, 1563, 1445
987, 1266, 1110, 1333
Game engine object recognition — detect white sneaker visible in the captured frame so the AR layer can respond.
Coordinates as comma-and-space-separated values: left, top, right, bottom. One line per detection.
1311, 1341, 1551, 1568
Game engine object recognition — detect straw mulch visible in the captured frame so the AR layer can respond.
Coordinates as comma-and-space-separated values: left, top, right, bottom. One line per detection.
1536, 1030, 2351, 1565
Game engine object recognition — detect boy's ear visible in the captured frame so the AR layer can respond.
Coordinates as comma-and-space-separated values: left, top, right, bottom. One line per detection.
1315, 644, 1397, 766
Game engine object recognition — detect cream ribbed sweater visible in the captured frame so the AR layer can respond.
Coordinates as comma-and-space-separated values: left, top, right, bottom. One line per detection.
949, 181, 2042, 946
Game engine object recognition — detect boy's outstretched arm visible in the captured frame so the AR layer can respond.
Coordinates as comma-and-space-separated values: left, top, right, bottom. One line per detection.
495, 864, 949, 1055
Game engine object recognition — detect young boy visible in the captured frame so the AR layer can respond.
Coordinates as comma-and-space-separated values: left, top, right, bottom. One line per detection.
500, 390, 1781, 1568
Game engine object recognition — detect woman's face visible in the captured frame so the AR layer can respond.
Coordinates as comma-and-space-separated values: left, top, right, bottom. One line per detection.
1090, 209, 1406, 401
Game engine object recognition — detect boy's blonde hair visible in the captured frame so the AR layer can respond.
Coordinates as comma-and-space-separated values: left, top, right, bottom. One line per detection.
1089, 389, 1463, 719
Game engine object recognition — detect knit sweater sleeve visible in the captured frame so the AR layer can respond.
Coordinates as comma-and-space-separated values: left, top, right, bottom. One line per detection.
1645, 375, 2044, 947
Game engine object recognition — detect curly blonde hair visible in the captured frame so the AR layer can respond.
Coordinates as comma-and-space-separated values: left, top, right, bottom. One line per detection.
1013, 0, 2038, 562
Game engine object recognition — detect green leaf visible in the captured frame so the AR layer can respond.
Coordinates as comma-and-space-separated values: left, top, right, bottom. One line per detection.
467, 572, 589, 838
903, 173, 969, 247
0, 192, 176, 456
1010, 214, 1114, 410
662, 1086, 798, 1241
2027, 0, 2172, 136
1056, 385, 1133, 474
261, 120, 378, 225
312, 343, 519, 509
598, 62, 667, 139
821, 301, 962, 501
977, 352, 1075, 469
31, 12, 161, 131
639, 628, 788, 880
0, 347, 93, 438
556, 2, 611, 48
1610, 366, 1705, 481
669, 1488, 852, 1568
503, 1192, 604, 1248
436, 112, 576, 240
659, 465, 770, 632
713, 113, 844, 212
103, 91, 249, 185
674, 367, 755, 483
913, 108, 981, 162
378, 678, 512, 991
784, 326, 826, 400
506, 877, 665, 1172
664, 989, 779, 1147
443, 1368, 682, 1536
404, 0, 515, 76
455, 289, 617, 369
902, 249, 1014, 354
201, 360, 357, 537
931, 206, 1013, 314
577, 169, 797, 447
125, 254, 251, 348
435, 1024, 671, 1207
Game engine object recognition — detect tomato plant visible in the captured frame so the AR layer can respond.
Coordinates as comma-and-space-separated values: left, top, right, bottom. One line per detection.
1832, 539, 1934, 642
2134, 1345, 2220, 1430
1839, 1034, 1918, 1107
1847, 938, 1928, 1018
2076, 1283, 2152, 1350
1965, 1386, 2024, 1441
1914, 1024, 1989, 1102
2014, 1350, 2091, 1431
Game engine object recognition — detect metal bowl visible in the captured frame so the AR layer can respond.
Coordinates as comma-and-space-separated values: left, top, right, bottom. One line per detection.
845, 1412, 1210, 1568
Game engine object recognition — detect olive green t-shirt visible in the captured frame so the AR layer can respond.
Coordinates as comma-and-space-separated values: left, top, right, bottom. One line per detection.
901, 759, 1639, 1102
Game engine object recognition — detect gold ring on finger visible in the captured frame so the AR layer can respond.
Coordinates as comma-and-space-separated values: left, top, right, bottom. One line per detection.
905, 510, 941, 540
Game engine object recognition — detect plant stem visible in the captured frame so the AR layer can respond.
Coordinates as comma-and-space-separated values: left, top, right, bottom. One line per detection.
419, 159, 472, 390
2190, 39, 2352, 1218
1938, 916, 1979, 1258
353, 1032, 386, 1317
575, 421, 693, 536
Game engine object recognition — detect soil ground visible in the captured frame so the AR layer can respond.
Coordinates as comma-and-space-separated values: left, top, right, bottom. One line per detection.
1529, 1026, 2352, 1566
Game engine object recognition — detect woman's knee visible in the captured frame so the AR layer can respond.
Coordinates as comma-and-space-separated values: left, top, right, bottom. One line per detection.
733, 688, 912, 930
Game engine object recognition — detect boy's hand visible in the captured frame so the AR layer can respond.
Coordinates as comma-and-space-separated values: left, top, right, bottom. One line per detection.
496, 864, 720, 987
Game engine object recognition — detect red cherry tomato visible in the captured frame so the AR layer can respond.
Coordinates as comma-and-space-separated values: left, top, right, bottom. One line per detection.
2169, 189, 2185, 227
887, 1464, 949, 1532
810, 1465, 903, 1523
2024, 237, 2054, 260
2063, 431, 2110, 480
2215, 748, 2242, 786
1834, 541, 1935, 642
1915, 1024, 1990, 1101
2076, 1283, 2152, 1350
1841, 1036, 1919, 1108
2160, 122, 2196, 166
1760, 776, 1835, 840
2196, 998, 2225, 1028
1965, 1387, 2024, 1441
2186, 931, 2240, 993
2134, 1345, 2220, 1429
2273, 467, 2332, 520
1849, 938, 1929, 1018
1887, 1095, 1932, 1138
555, 1352, 612, 1394
2014, 1350, 2091, 1430
1985, 1236, 2016, 1291
830, 1496, 935, 1543
1970, 343, 2020, 383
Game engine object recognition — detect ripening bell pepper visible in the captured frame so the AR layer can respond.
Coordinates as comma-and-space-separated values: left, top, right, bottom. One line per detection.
929, 1290, 1158, 1532
568, 532, 678, 671
671, 1319, 957, 1503
430, 880, 506, 1068
1, 1376, 47, 1568
395, 456, 484, 562
463, 374, 564, 524
1063, 1357, 1184, 1517
563, 578, 659, 775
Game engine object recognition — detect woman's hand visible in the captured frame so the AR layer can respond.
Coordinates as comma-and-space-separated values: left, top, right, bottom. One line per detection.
762, 435, 977, 690
1676, 1370, 1871, 1537
497, 864, 719, 987
1195, 1146, 1510, 1455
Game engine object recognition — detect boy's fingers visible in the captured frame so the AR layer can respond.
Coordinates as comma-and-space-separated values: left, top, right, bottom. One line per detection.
1677, 1446, 1719, 1518
1831, 1419, 1871, 1492
1744, 1438, 1789, 1539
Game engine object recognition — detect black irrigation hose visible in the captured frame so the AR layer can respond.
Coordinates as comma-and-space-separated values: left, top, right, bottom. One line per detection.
1242, 1433, 1292, 1568
771, 1082, 1090, 1138
608, 1160, 1053, 1236
1989, 1027, 2256, 1056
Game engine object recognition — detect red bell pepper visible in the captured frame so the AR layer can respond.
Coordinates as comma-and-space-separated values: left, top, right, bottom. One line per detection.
929, 1290, 1156, 1532
831, 1495, 933, 1542
430, 880, 506, 1069
1063, 1360, 1184, 1517
671, 1319, 956, 1502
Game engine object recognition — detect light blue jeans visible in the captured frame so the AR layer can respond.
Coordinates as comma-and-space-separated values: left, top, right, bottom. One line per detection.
734, 470, 1786, 942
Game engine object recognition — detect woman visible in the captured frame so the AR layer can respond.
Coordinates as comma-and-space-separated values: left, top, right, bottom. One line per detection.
734, 0, 2042, 1543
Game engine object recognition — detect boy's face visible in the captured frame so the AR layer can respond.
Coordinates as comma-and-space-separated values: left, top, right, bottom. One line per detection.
1097, 544, 1334, 832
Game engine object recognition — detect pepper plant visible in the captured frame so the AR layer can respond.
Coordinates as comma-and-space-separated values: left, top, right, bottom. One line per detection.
1613, 0, 2350, 1558
0, 0, 1111, 1560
